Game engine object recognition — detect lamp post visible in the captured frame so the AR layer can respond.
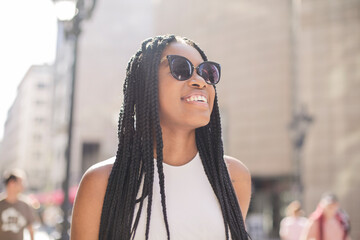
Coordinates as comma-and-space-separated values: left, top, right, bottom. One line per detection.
53, 1, 96, 239
289, 0, 314, 204
289, 105, 313, 203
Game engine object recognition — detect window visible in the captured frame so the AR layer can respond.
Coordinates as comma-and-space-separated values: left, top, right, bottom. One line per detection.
34, 117, 45, 124
33, 152, 42, 160
81, 142, 100, 174
37, 82, 46, 89
35, 100, 46, 105
33, 134, 42, 141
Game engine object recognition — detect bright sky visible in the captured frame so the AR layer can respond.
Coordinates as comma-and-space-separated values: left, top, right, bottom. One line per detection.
0, 0, 57, 140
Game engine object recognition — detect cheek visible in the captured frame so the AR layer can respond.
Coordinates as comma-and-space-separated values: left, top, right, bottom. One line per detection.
158, 80, 181, 114
158, 77, 169, 106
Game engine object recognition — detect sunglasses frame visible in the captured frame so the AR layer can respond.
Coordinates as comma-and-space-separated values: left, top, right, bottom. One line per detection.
161, 55, 221, 85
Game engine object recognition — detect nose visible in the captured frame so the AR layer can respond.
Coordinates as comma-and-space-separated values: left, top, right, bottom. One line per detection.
188, 74, 207, 89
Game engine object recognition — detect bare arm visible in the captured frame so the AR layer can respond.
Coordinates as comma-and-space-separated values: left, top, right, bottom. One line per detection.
26, 225, 34, 240
70, 158, 114, 240
279, 218, 289, 240
300, 220, 318, 240
224, 156, 252, 221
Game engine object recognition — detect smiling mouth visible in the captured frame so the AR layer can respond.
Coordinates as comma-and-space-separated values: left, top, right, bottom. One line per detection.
185, 95, 208, 103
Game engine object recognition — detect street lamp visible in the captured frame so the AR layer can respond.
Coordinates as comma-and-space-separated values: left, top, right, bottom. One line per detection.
289, 0, 314, 204
53, 0, 96, 239
289, 105, 313, 203
54, 0, 78, 21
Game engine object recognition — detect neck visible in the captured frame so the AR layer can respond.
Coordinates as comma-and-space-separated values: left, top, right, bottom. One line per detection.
157, 127, 198, 166
323, 210, 336, 219
5, 191, 19, 203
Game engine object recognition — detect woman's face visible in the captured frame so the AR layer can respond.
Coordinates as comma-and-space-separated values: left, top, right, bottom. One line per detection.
158, 41, 216, 131
323, 202, 339, 217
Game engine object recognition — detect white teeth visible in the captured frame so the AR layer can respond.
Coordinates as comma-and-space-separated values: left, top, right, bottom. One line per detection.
185, 95, 207, 103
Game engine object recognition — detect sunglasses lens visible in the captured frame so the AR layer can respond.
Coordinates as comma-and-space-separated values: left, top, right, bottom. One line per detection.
167, 55, 221, 84
170, 57, 192, 80
198, 63, 220, 84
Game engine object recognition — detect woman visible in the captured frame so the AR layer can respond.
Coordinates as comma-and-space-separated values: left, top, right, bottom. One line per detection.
71, 35, 251, 240
301, 193, 351, 240
279, 201, 307, 240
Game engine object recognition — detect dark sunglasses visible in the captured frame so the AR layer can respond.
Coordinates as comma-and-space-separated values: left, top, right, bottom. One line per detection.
162, 55, 221, 85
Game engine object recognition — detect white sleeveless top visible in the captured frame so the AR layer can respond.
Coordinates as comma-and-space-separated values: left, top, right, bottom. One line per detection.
133, 152, 227, 240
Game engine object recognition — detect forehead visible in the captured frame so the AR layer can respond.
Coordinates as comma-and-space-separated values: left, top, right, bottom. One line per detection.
161, 42, 204, 64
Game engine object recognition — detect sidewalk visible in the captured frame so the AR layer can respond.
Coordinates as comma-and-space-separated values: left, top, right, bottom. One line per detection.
24, 229, 54, 240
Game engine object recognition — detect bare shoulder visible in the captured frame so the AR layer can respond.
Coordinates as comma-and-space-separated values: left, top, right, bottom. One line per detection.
85, 157, 115, 181
77, 157, 115, 197
224, 155, 251, 182
301, 218, 318, 239
224, 155, 252, 220
71, 157, 115, 240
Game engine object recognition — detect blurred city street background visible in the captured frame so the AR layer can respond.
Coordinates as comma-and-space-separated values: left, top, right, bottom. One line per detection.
0, 0, 359, 239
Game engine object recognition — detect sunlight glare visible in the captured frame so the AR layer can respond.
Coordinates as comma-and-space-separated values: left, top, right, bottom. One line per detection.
0, 0, 57, 139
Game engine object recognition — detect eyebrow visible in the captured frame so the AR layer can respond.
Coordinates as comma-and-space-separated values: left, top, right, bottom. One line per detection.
159, 55, 169, 67
160, 56, 167, 63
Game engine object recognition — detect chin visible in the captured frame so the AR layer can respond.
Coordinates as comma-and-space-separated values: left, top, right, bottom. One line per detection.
190, 117, 211, 129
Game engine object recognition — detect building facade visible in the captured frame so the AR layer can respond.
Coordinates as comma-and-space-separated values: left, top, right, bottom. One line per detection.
300, 1, 360, 238
0, 65, 54, 191
69, 0, 155, 184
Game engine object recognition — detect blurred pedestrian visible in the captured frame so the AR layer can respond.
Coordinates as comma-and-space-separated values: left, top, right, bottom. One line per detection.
71, 35, 251, 240
301, 193, 351, 240
279, 200, 307, 240
41, 203, 62, 239
0, 169, 37, 240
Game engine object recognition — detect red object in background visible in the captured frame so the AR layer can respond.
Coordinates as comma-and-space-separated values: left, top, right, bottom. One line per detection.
69, 185, 78, 203
31, 185, 79, 205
